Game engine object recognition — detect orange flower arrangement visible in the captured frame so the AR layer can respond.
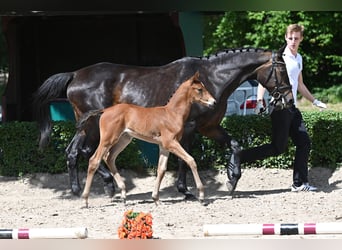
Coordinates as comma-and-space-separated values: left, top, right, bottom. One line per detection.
118, 210, 153, 239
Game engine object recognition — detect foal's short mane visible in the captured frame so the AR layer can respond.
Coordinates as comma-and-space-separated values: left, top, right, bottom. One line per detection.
164, 77, 202, 106
196, 47, 271, 60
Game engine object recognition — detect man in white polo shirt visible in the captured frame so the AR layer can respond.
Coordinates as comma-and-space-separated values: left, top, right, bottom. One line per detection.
230, 24, 327, 192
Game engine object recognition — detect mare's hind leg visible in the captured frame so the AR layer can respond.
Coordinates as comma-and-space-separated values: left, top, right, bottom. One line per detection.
152, 147, 170, 204
97, 163, 116, 197
65, 130, 86, 196
104, 134, 133, 203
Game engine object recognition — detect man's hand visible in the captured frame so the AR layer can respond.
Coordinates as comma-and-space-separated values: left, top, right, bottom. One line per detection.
255, 100, 265, 115
313, 99, 327, 109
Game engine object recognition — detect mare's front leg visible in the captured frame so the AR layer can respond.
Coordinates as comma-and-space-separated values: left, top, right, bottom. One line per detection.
169, 141, 204, 202
226, 139, 242, 195
65, 131, 86, 196
176, 121, 197, 199
152, 147, 170, 204
198, 125, 242, 195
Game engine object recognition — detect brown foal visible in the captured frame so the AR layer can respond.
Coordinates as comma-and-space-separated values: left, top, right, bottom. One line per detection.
79, 72, 216, 207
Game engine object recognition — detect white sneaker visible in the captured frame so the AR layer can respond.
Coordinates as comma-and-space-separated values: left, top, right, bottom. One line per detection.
291, 183, 317, 192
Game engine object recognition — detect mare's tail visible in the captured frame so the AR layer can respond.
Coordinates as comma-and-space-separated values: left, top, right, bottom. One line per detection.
33, 72, 74, 149
76, 109, 104, 131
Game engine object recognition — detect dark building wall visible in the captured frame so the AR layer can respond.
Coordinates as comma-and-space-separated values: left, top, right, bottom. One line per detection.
2, 13, 185, 121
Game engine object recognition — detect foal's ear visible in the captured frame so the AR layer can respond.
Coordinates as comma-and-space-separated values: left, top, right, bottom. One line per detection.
193, 71, 200, 81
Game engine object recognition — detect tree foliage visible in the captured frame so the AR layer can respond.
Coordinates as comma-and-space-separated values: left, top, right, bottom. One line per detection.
203, 11, 342, 89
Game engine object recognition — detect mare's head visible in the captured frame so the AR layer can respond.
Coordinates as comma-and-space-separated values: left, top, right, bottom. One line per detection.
188, 72, 216, 109
255, 47, 294, 108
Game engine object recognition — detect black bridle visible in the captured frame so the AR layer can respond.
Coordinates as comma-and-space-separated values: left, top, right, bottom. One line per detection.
263, 51, 294, 112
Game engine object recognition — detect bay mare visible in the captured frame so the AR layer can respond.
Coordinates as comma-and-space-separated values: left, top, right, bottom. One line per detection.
77, 73, 216, 207
33, 47, 294, 198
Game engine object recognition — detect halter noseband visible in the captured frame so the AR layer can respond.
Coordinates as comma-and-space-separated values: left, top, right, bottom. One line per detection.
263, 51, 294, 112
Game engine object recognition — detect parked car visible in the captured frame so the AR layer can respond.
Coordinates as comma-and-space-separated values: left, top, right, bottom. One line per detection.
225, 80, 270, 116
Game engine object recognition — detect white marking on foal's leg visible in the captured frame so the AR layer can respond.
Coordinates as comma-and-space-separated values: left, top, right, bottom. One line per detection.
105, 135, 132, 204
152, 148, 169, 205
170, 141, 205, 203
113, 172, 126, 202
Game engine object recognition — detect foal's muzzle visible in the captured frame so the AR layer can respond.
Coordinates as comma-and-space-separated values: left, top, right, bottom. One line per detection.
206, 98, 216, 109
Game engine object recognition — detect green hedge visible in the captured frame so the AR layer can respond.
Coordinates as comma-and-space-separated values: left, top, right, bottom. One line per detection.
0, 121, 144, 176
0, 111, 341, 176
194, 111, 342, 170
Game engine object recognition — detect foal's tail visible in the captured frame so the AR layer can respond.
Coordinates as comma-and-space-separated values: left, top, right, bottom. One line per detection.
33, 72, 74, 149
76, 109, 104, 131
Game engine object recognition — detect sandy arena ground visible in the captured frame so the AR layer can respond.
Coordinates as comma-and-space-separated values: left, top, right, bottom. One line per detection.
0, 166, 341, 239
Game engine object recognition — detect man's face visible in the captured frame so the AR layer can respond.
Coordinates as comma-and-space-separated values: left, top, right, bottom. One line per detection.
285, 31, 303, 53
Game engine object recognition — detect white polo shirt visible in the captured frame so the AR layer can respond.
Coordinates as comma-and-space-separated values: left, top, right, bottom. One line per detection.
282, 46, 302, 105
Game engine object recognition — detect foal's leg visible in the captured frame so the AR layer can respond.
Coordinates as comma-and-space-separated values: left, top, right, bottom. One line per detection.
152, 147, 170, 204
104, 134, 133, 203
81, 135, 116, 198
168, 140, 204, 202
65, 129, 115, 197
176, 121, 196, 198
82, 144, 109, 208
82, 119, 115, 197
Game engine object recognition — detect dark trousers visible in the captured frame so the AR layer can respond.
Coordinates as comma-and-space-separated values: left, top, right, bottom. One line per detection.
240, 107, 311, 186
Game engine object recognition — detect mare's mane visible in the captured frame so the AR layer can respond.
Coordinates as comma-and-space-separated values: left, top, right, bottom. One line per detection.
195, 47, 271, 61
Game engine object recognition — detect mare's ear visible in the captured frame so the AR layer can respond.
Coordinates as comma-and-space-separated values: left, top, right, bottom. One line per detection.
278, 43, 287, 56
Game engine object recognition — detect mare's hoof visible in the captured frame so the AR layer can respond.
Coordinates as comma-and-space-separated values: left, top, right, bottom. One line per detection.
177, 183, 196, 200
199, 199, 208, 206
182, 189, 196, 200
226, 179, 238, 196
103, 182, 116, 198
71, 185, 82, 197
184, 192, 197, 201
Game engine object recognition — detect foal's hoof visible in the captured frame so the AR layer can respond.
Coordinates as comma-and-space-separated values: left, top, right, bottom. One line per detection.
103, 182, 116, 198
152, 196, 160, 206
82, 198, 89, 209
154, 200, 161, 206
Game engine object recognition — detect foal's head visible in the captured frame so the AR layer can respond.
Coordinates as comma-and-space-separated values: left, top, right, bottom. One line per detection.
188, 72, 216, 108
